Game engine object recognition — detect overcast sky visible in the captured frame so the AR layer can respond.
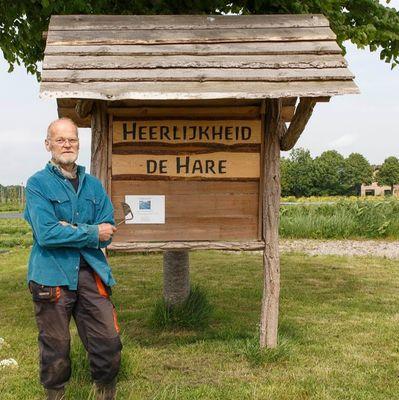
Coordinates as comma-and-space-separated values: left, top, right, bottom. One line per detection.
0, 5, 398, 186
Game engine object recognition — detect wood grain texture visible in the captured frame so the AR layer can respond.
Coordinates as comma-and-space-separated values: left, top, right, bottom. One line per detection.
45, 41, 342, 56
260, 98, 281, 349
280, 97, 317, 150
47, 27, 336, 46
112, 152, 260, 179
109, 106, 261, 119
112, 180, 259, 195
109, 105, 294, 122
40, 80, 360, 100
108, 240, 265, 252
112, 143, 260, 154
49, 14, 330, 31
113, 119, 261, 145
111, 180, 259, 241
43, 54, 347, 70
42, 67, 353, 83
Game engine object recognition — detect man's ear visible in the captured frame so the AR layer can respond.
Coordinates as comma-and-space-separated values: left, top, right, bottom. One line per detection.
44, 139, 51, 152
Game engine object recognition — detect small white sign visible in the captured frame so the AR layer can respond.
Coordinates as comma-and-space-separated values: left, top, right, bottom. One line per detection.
124, 195, 165, 224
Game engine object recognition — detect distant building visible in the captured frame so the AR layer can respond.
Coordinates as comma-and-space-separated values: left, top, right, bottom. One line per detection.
361, 182, 399, 197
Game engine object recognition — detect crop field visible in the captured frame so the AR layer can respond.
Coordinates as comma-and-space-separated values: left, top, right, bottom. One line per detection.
280, 197, 399, 239
0, 202, 22, 213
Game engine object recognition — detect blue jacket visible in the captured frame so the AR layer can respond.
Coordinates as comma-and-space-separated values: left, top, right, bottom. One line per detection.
24, 162, 116, 289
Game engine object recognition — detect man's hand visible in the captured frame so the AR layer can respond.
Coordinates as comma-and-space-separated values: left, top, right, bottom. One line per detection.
98, 223, 117, 241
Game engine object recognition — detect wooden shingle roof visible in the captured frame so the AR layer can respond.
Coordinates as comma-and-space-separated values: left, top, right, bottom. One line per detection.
40, 14, 359, 100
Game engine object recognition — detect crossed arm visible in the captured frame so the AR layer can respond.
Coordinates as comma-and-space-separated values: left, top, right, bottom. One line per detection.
25, 178, 117, 249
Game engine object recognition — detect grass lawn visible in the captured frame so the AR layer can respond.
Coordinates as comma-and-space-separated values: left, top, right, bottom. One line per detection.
1, 248, 399, 399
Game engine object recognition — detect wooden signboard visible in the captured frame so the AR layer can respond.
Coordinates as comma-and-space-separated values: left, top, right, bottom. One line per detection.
110, 107, 263, 242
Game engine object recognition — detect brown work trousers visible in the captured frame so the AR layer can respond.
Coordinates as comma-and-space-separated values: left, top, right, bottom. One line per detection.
29, 265, 122, 390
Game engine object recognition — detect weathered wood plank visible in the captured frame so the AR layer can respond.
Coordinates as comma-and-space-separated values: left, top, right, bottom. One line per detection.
114, 221, 258, 242
280, 97, 317, 150
113, 119, 261, 145
109, 106, 261, 119
113, 218, 257, 240
47, 27, 336, 46
112, 174, 259, 181
109, 99, 264, 107
42, 67, 354, 83
45, 41, 342, 56
49, 14, 330, 31
113, 193, 258, 217
112, 143, 260, 154
111, 179, 259, 241
112, 180, 259, 195
43, 54, 347, 70
112, 152, 260, 179
40, 80, 360, 100
109, 105, 294, 122
108, 240, 265, 252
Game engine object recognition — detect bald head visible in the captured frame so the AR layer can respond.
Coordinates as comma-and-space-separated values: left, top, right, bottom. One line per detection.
45, 118, 80, 166
46, 118, 78, 140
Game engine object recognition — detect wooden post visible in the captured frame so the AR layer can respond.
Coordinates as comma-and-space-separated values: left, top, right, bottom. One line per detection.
163, 250, 190, 306
90, 100, 109, 191
259, 98, 282, 348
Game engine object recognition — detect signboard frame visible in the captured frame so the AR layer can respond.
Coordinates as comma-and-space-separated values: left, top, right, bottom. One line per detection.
108, 105, 265, 243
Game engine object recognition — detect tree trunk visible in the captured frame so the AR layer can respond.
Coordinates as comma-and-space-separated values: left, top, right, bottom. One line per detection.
259, 99, 282, 349
163, 250, 190, 306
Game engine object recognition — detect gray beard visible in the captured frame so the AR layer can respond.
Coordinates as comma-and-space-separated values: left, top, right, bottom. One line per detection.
50, 159, 78, 179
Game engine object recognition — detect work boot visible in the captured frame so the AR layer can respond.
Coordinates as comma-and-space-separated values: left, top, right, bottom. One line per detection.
46, 388, 65, 400
95, 380, 117, 400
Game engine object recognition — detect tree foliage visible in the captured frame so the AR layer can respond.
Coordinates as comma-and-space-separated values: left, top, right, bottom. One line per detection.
281, 148, 314, 197
1, 0, 399, 78
343, 152, 373, 195
281, 148, 375, 197
376, 156, 399, 192
313, 150, 346, 196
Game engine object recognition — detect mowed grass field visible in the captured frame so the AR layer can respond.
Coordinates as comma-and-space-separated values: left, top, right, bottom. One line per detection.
1, 244, 399, 399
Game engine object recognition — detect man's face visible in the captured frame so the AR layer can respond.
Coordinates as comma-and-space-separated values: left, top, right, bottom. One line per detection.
45, 120, 79, 165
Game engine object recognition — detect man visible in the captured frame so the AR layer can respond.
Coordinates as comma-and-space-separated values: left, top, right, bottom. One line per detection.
24, 118, 121, 400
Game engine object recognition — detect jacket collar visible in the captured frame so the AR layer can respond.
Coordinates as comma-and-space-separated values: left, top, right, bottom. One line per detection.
46, 162, 86, 180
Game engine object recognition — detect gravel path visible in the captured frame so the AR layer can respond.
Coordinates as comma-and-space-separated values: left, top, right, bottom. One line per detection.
280, 239, 399, 259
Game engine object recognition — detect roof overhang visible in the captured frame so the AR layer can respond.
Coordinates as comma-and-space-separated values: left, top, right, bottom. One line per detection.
40, 14, 359, 102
